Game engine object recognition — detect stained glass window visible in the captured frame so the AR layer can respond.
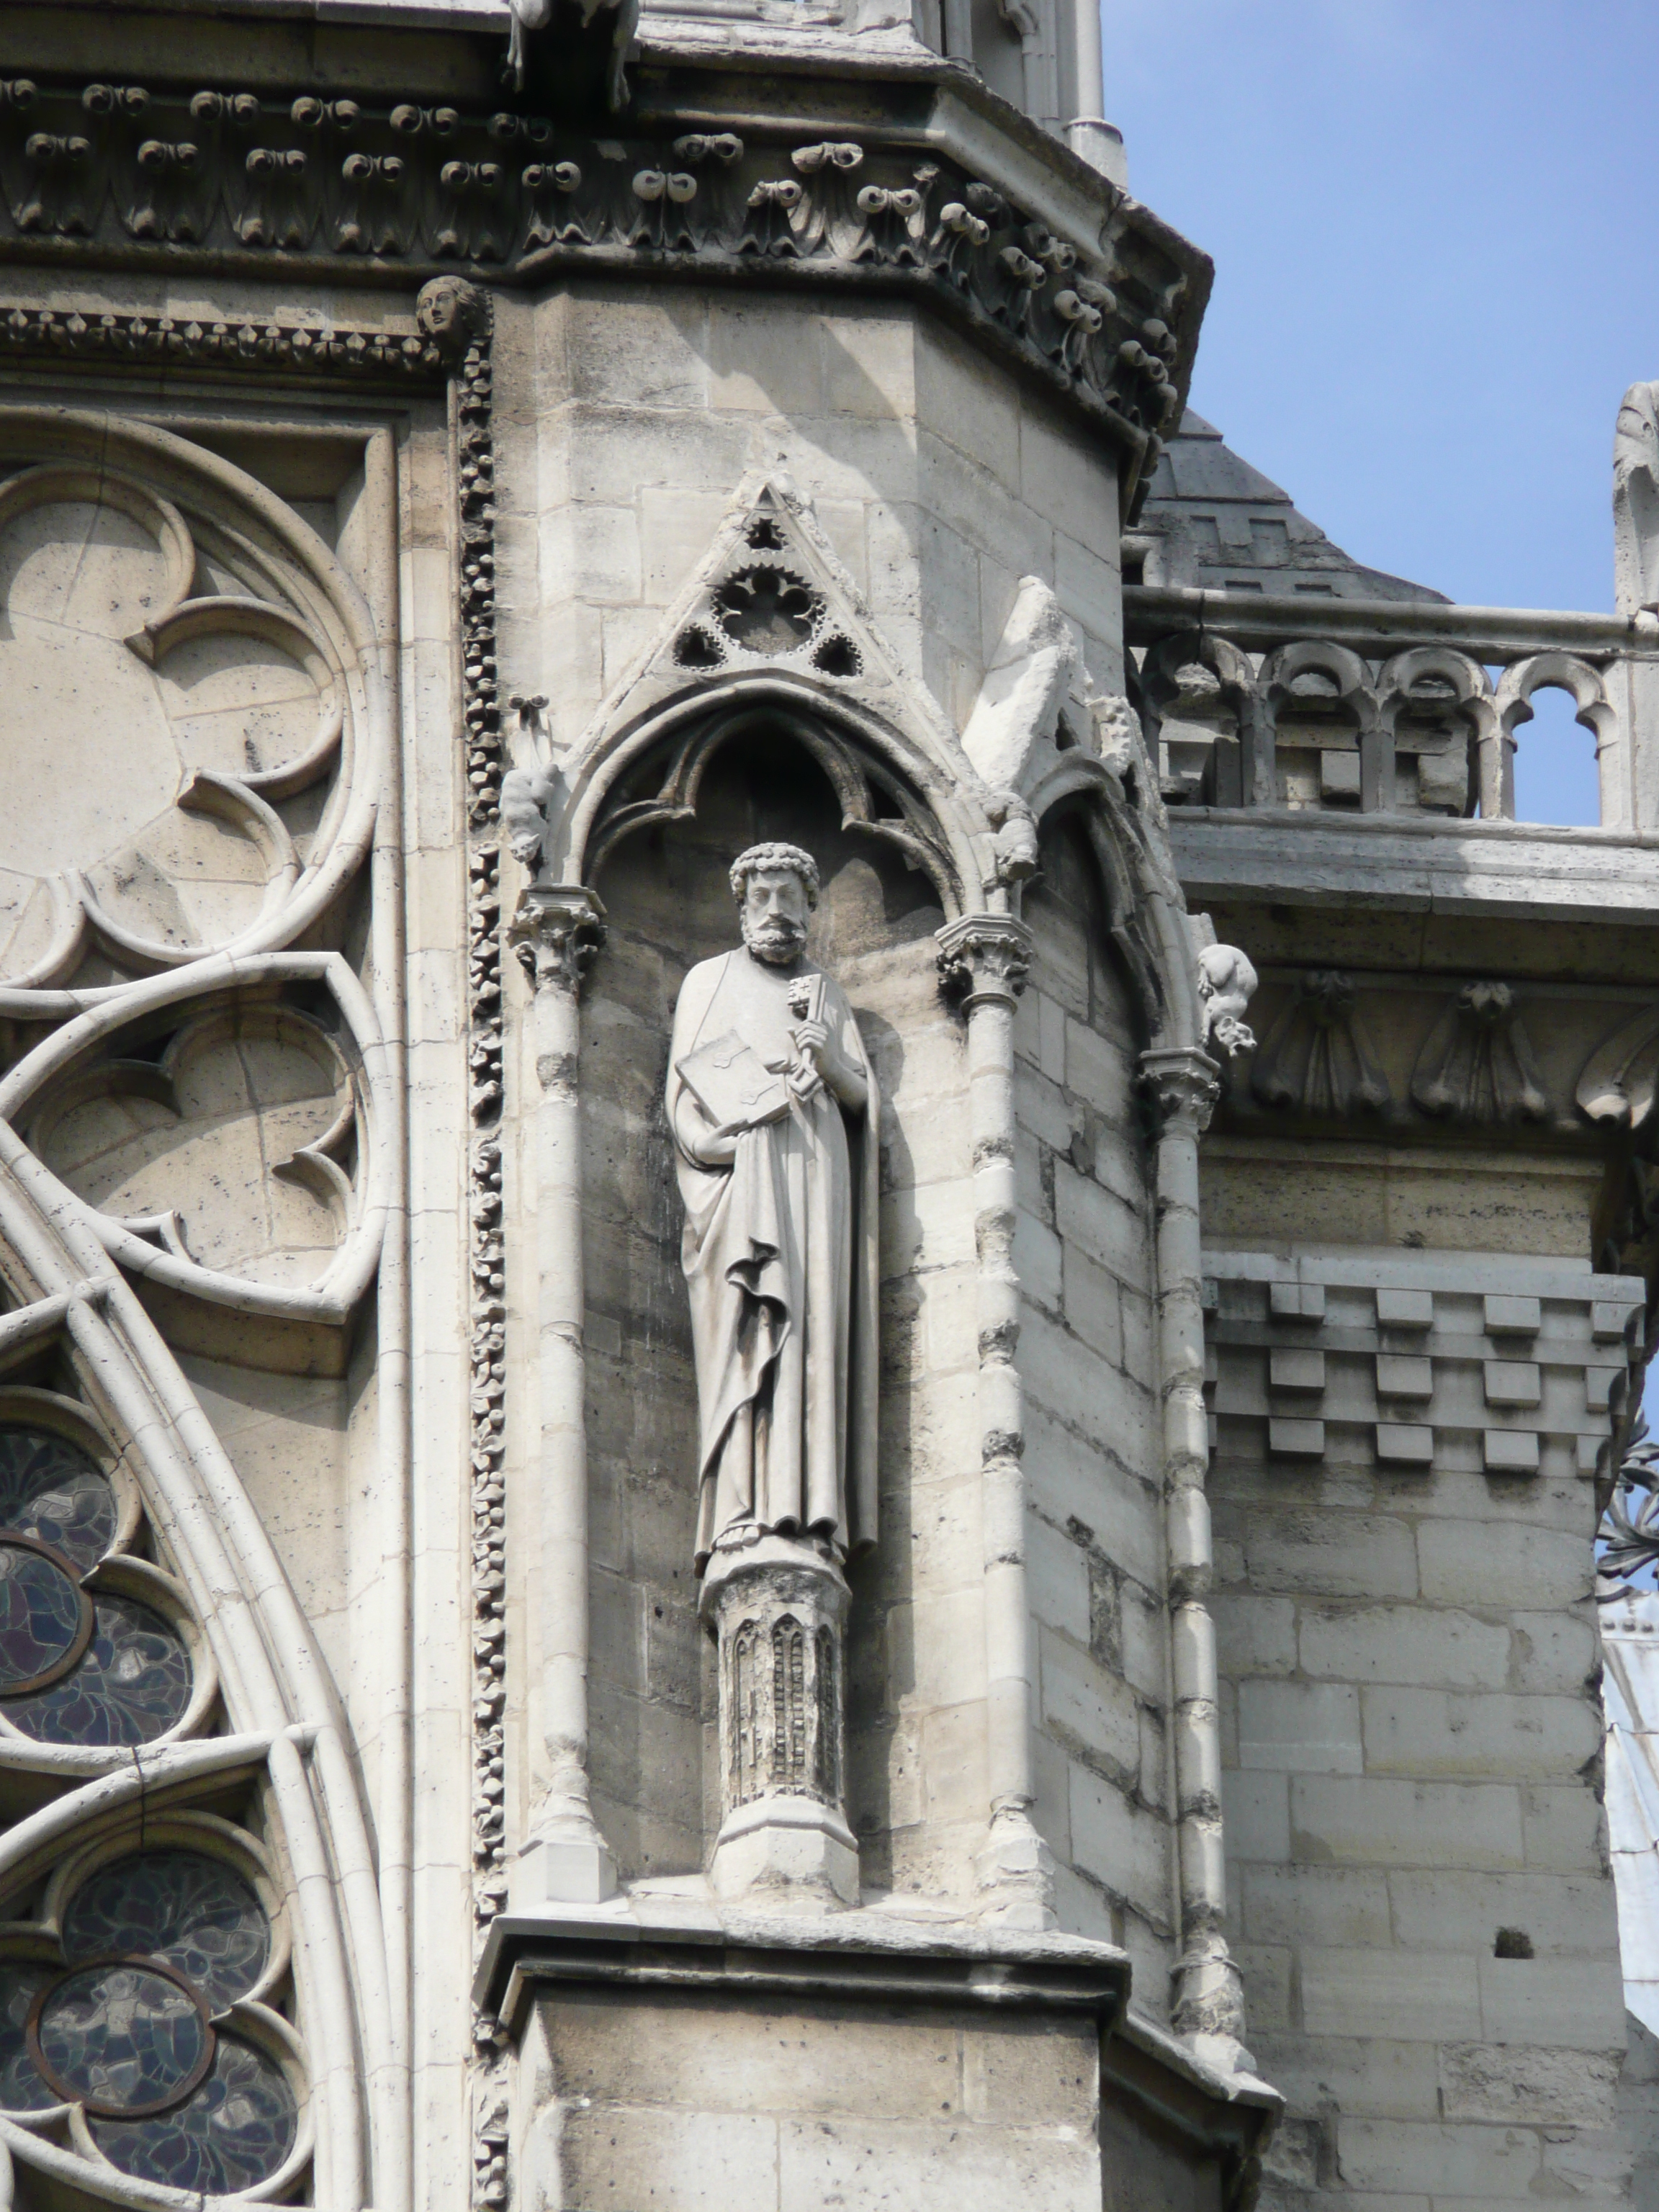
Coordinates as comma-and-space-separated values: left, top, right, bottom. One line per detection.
91, 2033, 297, 2196
0, 1848, 296, 2190
0, 1427, 117, 1571
0, 1429, 191, 1744
64, 1853, 269, 2011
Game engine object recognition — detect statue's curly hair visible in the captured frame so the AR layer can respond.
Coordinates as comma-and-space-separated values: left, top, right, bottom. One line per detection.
728, 842, 821, 908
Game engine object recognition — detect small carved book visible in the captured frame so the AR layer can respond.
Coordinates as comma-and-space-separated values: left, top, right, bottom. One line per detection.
677, 1031, 791, 1132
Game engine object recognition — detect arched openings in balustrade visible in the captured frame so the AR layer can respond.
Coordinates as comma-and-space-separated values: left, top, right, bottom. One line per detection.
1134, 624, 1618, 824
1497, 654, 1614, 827
1377, 647, 1489, 819
1261, 641, 1375, 810
1137, 634, 1264, 807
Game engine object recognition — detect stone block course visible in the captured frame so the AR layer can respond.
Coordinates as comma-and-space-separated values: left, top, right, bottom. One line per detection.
1335, 2116, 1542, 2195
1476, 1954, 1627, 2051
1069, 1767, 1172, 1923
1238, 1680, 1364, 1774
1051, 1156, 1146, 1280
1300, 1946, 1483, 2041
1417, 1519, 1589, 1611
1298, 1604, 1511, 1689
1243, 1864, 1392, 1949
1359, 1686, 1599, 1781
1437, 2041, 1622, 2126
1290, 1776, 1525, 1871
1244, 1511, 1419, 1601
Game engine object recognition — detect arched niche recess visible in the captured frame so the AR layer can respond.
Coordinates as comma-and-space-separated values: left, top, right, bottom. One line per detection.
582, 711, 950, 1883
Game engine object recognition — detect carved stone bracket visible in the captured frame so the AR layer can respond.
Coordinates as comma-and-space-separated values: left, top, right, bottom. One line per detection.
1141, 1045, 1221, 1136
508, 884, 607, 999
1411, 980, 1547, 1126
936, 913, 1032, 1012
701, 1534, 858, 1909
1251, 969, 1391, 1120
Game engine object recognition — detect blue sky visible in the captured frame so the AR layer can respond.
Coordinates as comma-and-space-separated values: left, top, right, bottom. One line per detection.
1102, 0, 1658, 824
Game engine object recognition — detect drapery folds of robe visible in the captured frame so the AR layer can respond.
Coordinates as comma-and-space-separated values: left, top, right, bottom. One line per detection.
668, 949, 880, 1573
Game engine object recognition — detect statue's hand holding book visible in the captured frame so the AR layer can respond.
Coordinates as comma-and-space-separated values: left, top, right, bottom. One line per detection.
676, 1030, 793, 1136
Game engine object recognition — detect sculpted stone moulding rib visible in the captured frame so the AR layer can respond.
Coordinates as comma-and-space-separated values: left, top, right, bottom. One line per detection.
0, 73, 1203, 508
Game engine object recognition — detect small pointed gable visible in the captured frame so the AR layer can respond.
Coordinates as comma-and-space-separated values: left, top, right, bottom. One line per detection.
569, 469, 966, 771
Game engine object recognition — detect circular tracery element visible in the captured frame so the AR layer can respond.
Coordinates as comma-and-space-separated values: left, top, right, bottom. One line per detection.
0, 1534, 95, 1693
64, 1851, 269, 2012
0, 1845, 297, 2191
0, 1424, 116, 1569
0, 1427, 192, 1744
30, 1958, 213, 2118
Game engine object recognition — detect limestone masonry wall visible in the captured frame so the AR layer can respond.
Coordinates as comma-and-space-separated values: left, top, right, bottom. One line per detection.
1014, 818, 1175, 1994
1206, 1250, 1642, 2205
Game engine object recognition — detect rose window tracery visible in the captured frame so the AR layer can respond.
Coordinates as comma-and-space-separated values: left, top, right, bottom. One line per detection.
0, 1845, 297, 2194
0, 1427, 192, 1745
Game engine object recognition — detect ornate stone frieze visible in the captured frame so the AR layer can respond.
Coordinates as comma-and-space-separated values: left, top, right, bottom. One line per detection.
441, 281, 513, 1967
0, 78, 1189, 475
0, 300, 444, 379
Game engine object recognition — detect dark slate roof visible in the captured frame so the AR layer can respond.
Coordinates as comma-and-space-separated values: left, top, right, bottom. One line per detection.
1130, 410, 1448, 603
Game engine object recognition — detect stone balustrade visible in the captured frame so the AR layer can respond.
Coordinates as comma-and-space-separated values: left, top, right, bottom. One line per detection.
1126, 585, 1659, 827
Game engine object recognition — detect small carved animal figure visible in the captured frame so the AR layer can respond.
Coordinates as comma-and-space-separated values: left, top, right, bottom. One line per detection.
503, 0, 639, 114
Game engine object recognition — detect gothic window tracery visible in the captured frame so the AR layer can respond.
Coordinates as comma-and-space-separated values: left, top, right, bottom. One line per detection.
0, 1837, 300, 2193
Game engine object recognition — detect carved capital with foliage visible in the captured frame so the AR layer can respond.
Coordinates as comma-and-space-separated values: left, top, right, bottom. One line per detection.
936, 914, 1032, 1010
509, 884, 606, 995
1141, 1045, 1220, 1134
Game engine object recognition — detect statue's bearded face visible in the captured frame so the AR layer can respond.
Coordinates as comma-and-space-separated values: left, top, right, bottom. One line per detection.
739, 867, 810, 965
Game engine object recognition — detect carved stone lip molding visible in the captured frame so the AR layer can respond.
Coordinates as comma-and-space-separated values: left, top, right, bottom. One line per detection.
0, 73, 1203, 504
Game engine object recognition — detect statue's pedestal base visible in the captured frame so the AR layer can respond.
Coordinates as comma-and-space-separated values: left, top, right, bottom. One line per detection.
701, 1532, 858, 1911
709, 1794, 860, 1908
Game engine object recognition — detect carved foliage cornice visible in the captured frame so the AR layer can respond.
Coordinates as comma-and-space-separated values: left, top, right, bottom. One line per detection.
1251, 969, 1391, 1119
0, 299, 446, 381
1411, 979, 1547, 1127
0, 79, 1187, 462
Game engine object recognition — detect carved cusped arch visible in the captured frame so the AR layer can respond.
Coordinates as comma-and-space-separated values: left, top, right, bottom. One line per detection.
572, 680, 980, 918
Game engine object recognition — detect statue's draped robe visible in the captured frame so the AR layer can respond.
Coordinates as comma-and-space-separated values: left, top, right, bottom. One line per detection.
668, 950, 879, 1572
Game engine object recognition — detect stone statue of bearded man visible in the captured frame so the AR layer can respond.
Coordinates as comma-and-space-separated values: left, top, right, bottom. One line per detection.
667, 844, 879, 1575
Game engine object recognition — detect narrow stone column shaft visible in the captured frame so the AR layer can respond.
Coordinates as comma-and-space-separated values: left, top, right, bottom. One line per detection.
510, 884, 616, 1905
1142, 1044, 1244, 2055
938, 914, 1054, 1928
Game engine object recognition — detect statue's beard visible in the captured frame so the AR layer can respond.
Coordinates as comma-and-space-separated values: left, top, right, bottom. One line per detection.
742, 914, 807, 966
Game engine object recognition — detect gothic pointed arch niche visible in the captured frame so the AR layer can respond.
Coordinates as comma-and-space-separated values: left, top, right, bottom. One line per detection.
572, 685, 958, 1890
